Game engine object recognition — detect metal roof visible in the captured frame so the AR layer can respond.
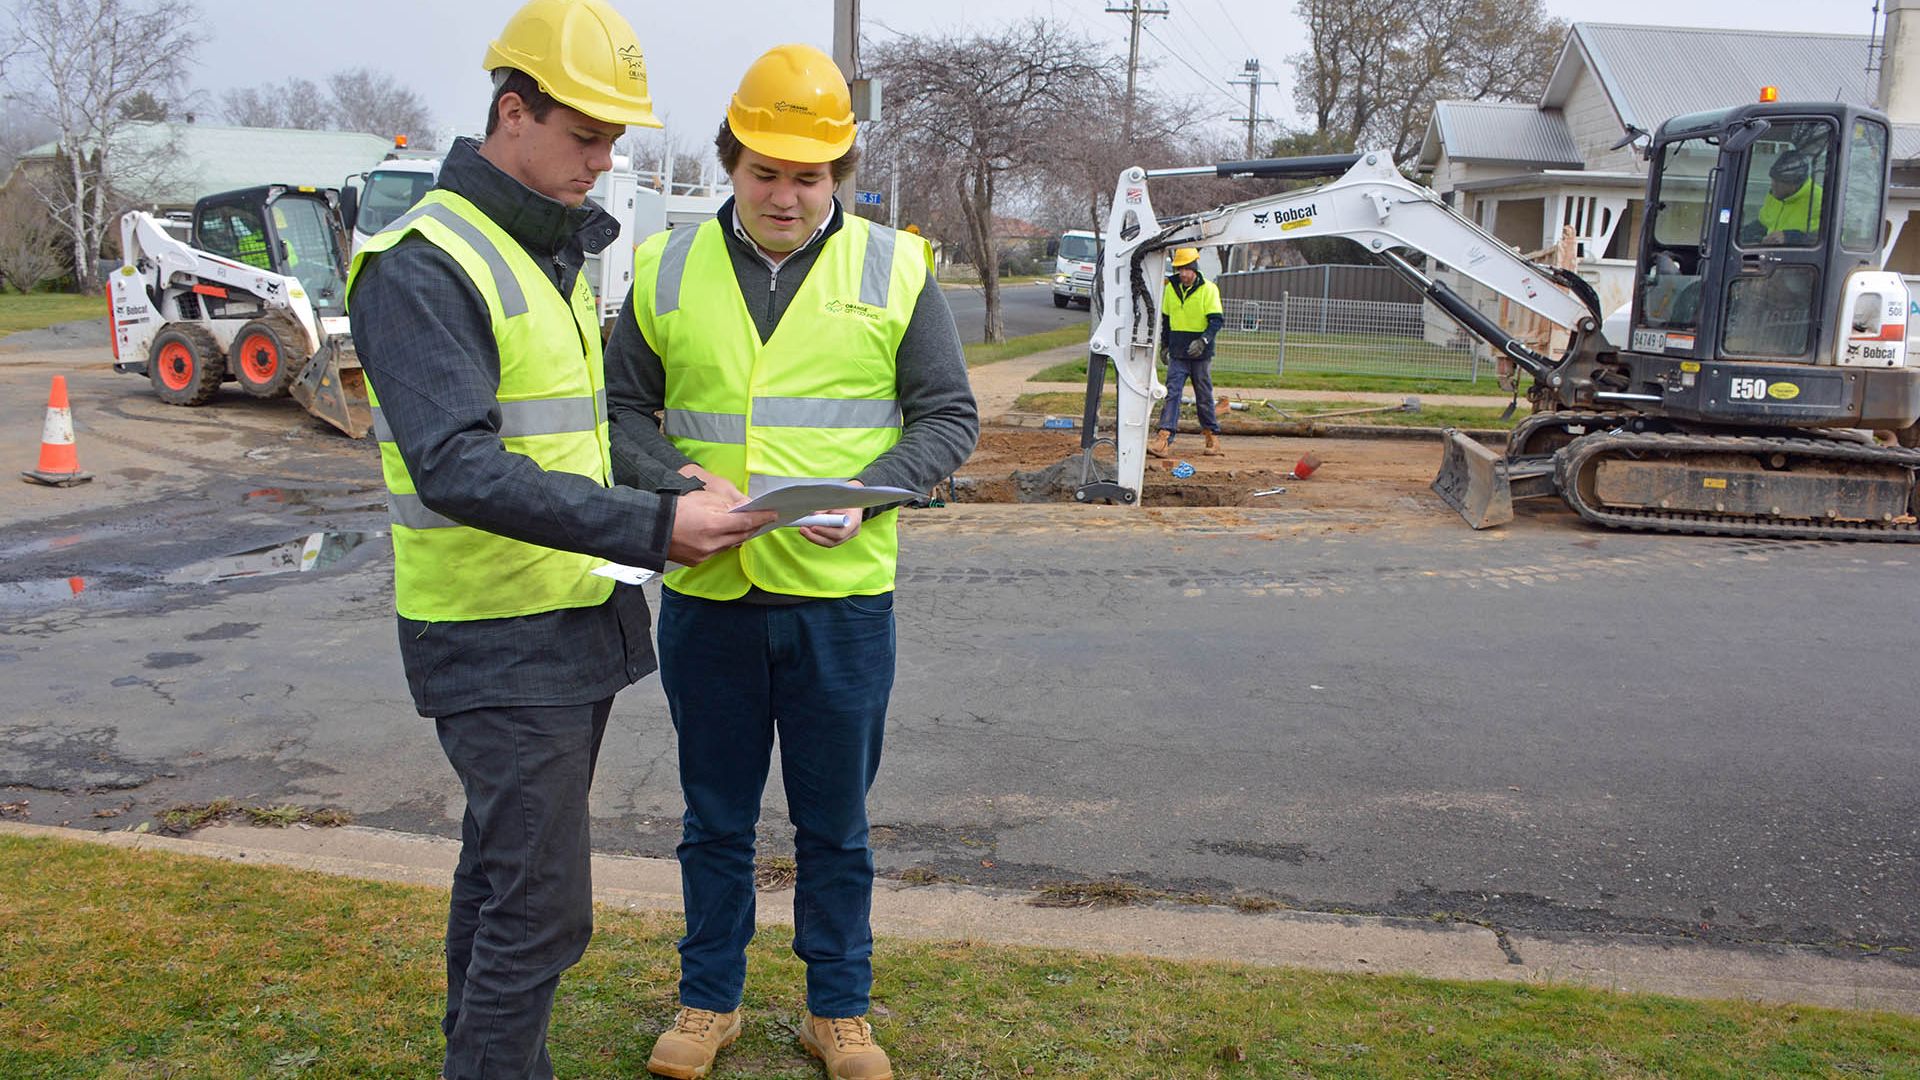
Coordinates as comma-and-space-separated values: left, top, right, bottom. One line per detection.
16, 123, 393, 205
1421, 101, 1583, 168
1545, 23, 1879, 133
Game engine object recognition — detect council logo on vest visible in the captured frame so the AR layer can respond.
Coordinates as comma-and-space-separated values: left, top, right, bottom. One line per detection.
825, 298, 883, 322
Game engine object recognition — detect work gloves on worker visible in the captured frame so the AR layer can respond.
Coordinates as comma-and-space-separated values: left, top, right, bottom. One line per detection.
1184, 338, 1206, 359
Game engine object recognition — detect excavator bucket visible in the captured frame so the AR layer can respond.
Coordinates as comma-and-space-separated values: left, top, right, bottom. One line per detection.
290, 340, 372, 439
1431, 429, 1513, 529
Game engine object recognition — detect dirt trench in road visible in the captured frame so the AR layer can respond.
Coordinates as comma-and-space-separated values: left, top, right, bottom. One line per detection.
951, 428, 1468, 530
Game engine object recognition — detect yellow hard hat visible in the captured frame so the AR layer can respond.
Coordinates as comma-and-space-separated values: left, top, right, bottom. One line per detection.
904, 223, 921, 235
727, 44, 856, 163
484, 0, 663, 129
1170, 247, 1201, 267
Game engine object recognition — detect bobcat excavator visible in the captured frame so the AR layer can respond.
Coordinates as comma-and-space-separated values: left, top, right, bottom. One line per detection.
1078, 99, 1920, 541
107, 184, 371, 438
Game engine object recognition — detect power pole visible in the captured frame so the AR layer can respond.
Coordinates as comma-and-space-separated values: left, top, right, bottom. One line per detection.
832, 0, 860, 208
1106, 0, 1169, 147
1229, 58, 1275, 159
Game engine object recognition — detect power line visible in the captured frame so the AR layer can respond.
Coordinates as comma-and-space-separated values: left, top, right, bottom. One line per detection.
1139, 23, 1247, 112
1229, 57, 1277, 157
1205, 0, 1259, 60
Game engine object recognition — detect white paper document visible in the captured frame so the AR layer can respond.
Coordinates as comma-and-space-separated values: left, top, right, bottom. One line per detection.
731, 481, 923, 536
590, 562, 657, 586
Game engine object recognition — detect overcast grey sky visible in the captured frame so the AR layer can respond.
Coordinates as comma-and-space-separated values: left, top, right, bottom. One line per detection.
186, 0, 1885, 151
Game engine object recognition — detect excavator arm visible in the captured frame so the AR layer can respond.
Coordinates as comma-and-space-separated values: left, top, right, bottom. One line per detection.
1081, 151, 1602, 504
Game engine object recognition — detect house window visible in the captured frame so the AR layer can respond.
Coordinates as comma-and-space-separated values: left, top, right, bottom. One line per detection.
1491, 198, 1545, 250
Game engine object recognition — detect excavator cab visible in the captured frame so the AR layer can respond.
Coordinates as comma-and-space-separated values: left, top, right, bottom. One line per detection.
1629, 102, 1887, 370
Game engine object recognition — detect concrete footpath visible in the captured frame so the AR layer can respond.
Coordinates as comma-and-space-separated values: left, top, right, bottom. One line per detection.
967, 346, 1513, 419
9, 820, 1917, 1016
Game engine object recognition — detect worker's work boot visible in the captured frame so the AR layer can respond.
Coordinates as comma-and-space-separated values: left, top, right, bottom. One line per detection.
1147, 429, 1172, 458
647, 1007, 743, 1079
798, 1014, 894, 1080
1202, 430, 1224, 456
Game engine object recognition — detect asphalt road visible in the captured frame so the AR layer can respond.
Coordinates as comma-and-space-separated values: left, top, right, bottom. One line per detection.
943, 281, 1090, 345
2, 340, 1915, 969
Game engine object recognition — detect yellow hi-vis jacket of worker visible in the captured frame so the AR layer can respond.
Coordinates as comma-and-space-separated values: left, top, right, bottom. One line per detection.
348, 189, 615, 621
631, 214, 931, 600
1162, 277, 1223, 333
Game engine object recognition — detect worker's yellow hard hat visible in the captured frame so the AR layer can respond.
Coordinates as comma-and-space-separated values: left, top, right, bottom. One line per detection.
726, 44, 857, 163
484, 0, 663, 128
1170, 247, 1201, 267
904, 223, 921, 235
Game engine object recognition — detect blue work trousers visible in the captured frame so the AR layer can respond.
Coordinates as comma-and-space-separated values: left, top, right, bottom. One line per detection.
657, 586, 896, 1018
1158, 356, 1220, 438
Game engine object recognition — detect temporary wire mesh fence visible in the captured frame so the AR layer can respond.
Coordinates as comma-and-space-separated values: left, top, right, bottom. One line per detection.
1212, 294, 1482, 381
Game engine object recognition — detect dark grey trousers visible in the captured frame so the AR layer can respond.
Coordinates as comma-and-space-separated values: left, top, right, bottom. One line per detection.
436, 697, 613, 1080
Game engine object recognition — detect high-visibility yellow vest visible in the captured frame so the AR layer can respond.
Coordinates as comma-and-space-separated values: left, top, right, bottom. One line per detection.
1163, 278, 1222, 333
630, 214, 931, 600
347, 190, 615, 621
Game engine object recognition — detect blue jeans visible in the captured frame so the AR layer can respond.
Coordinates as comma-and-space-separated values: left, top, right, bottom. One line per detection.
657, 587, 896, 1018
1158, 356, 1219, 438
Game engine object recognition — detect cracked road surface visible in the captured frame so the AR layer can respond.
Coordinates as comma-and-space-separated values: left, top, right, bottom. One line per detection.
3, 340, 1916, 969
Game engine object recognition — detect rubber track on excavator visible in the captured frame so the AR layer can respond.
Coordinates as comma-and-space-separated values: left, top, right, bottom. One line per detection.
1556, 431, 1920, 542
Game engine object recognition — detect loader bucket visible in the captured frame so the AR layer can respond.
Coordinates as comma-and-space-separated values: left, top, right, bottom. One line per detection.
1431, 429, 1513, 529
290, 341, 372, 439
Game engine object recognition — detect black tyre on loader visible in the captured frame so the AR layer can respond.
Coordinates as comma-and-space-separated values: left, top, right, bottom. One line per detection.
147, 325, 225, 406
229, 315, 305, 398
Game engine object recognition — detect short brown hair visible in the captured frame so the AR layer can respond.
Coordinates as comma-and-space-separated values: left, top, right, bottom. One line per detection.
485, 69, 558, 136
714, 120, 860, 184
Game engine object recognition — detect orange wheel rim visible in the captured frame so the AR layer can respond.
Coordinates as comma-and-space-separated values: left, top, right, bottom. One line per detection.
157, 341, 194, 390
239, 333, 278, 382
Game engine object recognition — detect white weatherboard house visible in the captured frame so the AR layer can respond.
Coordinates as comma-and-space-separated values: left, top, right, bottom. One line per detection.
1418, 17, 1920, 324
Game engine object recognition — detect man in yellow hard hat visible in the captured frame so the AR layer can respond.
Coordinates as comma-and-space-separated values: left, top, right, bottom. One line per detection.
1149, 247, 1226, 458
605, 43, 977, 1080
348, 3, 773, 1076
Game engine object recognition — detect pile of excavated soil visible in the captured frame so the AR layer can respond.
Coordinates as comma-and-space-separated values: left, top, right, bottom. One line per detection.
953, 428, 1461, 523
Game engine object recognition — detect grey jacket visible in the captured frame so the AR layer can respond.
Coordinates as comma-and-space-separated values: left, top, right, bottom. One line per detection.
605, 199, 978, 529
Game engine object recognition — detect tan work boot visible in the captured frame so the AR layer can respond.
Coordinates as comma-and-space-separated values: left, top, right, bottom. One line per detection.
1202, 430, 1224, 456
1147, 429, 1172, 458
647, 1007, 743, 1079
798, 1013, 893, 1080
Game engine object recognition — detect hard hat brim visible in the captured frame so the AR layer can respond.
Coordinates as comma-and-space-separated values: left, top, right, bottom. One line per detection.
730, 123, 856, 165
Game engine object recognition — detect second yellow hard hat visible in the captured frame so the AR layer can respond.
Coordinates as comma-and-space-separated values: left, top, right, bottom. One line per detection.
485, 0, 663, 128
727, 44, 857, 163
1170, 247, 1201, 267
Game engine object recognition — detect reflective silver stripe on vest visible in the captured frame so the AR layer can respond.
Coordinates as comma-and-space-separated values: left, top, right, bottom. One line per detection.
388, 204, 529, 319
595, 387, 607, 425
663, 408, 747, 444
748, 473, 849, 499
388, 492, 461, 530
753, 396, 901, 429
654, 225, 700, 316
860, 224, 896, 308
371, 397, 598, 443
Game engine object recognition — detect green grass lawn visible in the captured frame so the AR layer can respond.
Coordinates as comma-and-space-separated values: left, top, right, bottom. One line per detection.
0, 292, 103, 338
1032, 354, 1512, 397
963, 325, 1088, 367
1015, 391, 1519, 431
7, 833, 1918, 1078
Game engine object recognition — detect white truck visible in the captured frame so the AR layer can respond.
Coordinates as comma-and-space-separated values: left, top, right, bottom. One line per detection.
341, 153, 669, 331
1050, 229, 1098, 308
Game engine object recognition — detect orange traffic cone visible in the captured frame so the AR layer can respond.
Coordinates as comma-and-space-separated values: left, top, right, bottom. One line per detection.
21, 375, 92, 487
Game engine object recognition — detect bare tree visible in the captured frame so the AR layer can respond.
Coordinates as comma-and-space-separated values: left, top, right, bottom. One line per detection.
221, 79, 327, 129
7, 0, 199, 292
1290, 0, 1564, 164
221, 69, 431, 144
328, 68, 433, 145
0, 182, 64, 292
618, 127, 718, 192
868, 19, 1122, 343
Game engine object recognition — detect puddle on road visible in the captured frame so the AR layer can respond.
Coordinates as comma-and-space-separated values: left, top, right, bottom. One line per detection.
0, 577, 88, 605
164, 531, 379, 585
242, 486, 387, 517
